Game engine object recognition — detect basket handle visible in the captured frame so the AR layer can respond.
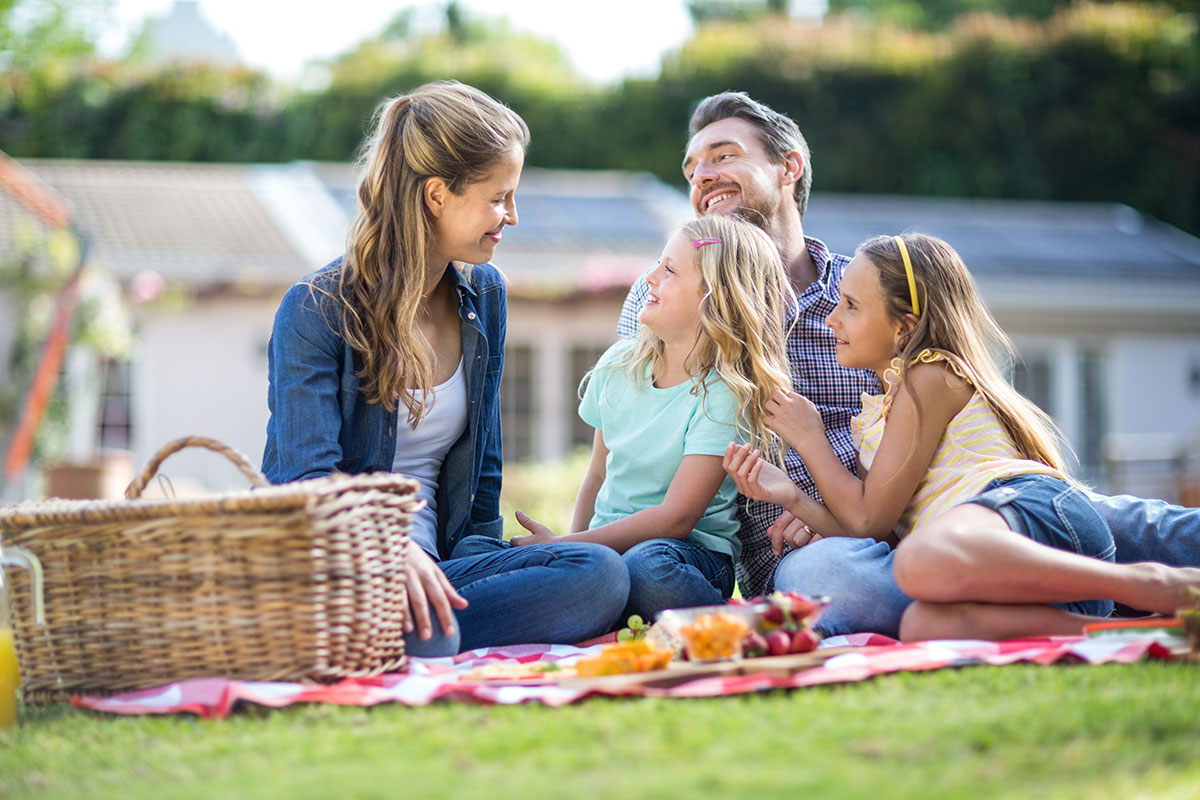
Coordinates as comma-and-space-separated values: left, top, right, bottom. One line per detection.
125, 436, 269, 499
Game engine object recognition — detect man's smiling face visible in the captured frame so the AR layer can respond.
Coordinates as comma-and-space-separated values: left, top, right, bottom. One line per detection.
682, 116, 789, 228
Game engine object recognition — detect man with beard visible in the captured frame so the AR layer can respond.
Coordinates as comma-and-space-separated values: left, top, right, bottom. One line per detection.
617, 90, 1199, 639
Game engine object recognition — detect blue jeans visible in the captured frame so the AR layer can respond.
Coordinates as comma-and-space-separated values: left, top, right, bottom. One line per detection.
773, 537, 910, 639
967, 475, 1115, 618
403, 538, 630, 656
1086, 491, 1200, 567
770, 488, 1200, 638
622, 538, 735, 622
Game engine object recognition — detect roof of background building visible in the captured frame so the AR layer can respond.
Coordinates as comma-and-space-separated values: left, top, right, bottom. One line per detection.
3, 157, 1200, 309
805, 194, 1200, 285
1, 159, 318, 289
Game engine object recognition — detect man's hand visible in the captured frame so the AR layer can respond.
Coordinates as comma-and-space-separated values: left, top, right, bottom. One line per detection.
764, 389, 826, 452
403, 540, 469, 641
768, 509, 823, 557
511, 509, 561, 546
723, 442, 800, 509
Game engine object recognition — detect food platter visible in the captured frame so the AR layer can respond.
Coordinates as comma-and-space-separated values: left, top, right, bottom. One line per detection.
456, 646, 859, 689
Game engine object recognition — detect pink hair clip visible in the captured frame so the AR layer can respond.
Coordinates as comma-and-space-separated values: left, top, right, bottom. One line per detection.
693, 238, 722, 248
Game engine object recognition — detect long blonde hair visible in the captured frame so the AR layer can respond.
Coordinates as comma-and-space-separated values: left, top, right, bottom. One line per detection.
858, 233, 1068, 471
337, 81, 529, 424
609, 215, 795, 457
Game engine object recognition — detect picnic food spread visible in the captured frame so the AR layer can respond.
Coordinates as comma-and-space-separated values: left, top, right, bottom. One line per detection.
654, 591, 829, 663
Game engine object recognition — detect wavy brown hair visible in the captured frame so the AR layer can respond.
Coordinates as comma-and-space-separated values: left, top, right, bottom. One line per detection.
337, 81, 528, 424
858, 233, 1069, 472
614, 215, 795, 458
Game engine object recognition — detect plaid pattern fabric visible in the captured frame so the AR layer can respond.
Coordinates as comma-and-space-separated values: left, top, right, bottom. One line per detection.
617, 237, 881, 596
74, 634, 1182, 717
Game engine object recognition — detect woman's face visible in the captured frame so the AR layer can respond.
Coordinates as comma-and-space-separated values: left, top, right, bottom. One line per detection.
428, 146, 524, 267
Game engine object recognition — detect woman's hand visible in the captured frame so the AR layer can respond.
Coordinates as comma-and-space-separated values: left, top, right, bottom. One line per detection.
403, 540, 469, 641
511, 509, 560, 546
765, 389, 826, 453
723, 442, 800, 509
768, 509, 823, 557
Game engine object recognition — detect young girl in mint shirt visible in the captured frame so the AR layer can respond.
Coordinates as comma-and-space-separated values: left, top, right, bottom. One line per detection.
513, 215, 794, 620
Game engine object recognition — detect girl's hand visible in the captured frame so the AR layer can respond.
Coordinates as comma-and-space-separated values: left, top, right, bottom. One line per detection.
723, 442, 800, 509
768, 509, 823, 557
512, 509, 560, 546
765, 389, 825, 452
402, 540, 469, 641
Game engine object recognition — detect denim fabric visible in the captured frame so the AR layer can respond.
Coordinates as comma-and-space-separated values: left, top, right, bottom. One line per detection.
1085, 490, 1200, 568
621, 538, 735, 622
774, 537, 911, 639
967, 475, 1115, 618
262, 259, 506, 559
444, 541, 629, 652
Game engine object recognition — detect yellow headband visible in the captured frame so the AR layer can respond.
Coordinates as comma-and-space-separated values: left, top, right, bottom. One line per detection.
893, 235, 920, 317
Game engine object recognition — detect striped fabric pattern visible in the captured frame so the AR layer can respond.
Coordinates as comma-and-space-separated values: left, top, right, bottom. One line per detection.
853, 350, 1063, 538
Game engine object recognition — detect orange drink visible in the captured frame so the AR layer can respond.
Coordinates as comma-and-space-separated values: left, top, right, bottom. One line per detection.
0, 628, 17, 729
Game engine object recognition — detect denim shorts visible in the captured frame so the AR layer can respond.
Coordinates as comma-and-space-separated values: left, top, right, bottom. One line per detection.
963, 474, 1116, 618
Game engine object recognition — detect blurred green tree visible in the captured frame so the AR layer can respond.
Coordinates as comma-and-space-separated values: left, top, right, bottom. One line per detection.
0, 0, 110, 75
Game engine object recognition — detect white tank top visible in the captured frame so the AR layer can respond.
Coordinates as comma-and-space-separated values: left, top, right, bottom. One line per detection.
392, 359, 467, 558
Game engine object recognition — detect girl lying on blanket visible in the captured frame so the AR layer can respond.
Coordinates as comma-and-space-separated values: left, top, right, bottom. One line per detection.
512, 215, 793, 620
724, 232, 1200, 641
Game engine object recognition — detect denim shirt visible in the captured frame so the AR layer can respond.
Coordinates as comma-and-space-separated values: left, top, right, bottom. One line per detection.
261, 259, 507, 560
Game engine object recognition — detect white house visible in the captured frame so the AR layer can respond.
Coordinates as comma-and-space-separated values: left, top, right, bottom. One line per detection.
2, 157, 1198, 501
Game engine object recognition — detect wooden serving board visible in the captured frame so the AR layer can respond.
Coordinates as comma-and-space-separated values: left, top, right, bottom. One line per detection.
457, 646, 862, 690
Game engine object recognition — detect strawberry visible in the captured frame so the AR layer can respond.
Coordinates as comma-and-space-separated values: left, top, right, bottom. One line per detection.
761, 605, 785, 625
765, 630, 791, 657
788, 628, 820, 654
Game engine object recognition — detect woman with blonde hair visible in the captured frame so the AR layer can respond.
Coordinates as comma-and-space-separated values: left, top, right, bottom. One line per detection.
513, 214, 794, 619
263, 81, 628, 655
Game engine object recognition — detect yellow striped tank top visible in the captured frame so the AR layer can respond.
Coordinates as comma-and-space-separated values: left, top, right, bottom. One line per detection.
852, 349, 1064, 538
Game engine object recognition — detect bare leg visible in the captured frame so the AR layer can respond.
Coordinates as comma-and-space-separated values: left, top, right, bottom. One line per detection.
899, 600, 1108, 642
893, 505, 1200, 616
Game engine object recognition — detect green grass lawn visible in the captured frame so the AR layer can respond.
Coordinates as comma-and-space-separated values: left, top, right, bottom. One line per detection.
4, 457, 1197, 799
2, 662, 1198, 799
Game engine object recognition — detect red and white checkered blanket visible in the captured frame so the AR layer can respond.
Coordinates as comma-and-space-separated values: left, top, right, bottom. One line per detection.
69, 631, 1188, 720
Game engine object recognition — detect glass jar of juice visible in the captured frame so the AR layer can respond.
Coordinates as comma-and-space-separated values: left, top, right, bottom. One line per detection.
1, 544, 45, 729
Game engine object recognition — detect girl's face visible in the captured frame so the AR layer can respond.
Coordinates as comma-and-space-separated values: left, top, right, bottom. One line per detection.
428, 146, 524, 267
825, 254, 908, 377
640, 231, 707, 344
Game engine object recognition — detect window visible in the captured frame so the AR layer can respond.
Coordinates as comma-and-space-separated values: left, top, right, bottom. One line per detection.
97, 358, 133, 450
568, 344, 609, 450
501, 345, 534, 462
1011, 353, 1053, 415
1077, 348, 1106, 481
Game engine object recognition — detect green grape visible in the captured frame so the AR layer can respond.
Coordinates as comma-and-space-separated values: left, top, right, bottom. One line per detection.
616, 628, 634, 643
627, 615, 644, 630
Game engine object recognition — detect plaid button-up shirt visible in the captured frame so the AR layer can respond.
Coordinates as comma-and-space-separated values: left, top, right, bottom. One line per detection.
616, 236, 880, 596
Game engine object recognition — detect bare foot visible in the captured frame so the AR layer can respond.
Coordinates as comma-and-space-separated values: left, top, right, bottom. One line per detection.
1119, 563, 1200, 616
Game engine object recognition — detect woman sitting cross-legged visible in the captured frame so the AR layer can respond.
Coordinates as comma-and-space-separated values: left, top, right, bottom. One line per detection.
262, 81, 628, 656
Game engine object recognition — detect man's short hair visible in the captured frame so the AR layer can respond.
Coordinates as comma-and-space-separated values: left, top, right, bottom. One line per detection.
689, 91, 813, 219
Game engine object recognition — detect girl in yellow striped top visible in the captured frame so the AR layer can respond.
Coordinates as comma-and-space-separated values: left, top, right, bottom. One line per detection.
725, 233, 1200, 640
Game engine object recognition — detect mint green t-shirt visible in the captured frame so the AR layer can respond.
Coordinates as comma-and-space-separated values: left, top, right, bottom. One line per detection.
578, 339, 745, 562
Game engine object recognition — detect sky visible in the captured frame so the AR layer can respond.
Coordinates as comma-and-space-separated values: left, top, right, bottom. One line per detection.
103, 0, 699, 85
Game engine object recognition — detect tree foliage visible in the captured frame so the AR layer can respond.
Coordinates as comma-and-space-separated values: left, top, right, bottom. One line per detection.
0, 2, 1197, 237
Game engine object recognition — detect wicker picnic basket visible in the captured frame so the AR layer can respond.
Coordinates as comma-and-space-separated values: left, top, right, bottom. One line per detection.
0, 436, 422, 703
